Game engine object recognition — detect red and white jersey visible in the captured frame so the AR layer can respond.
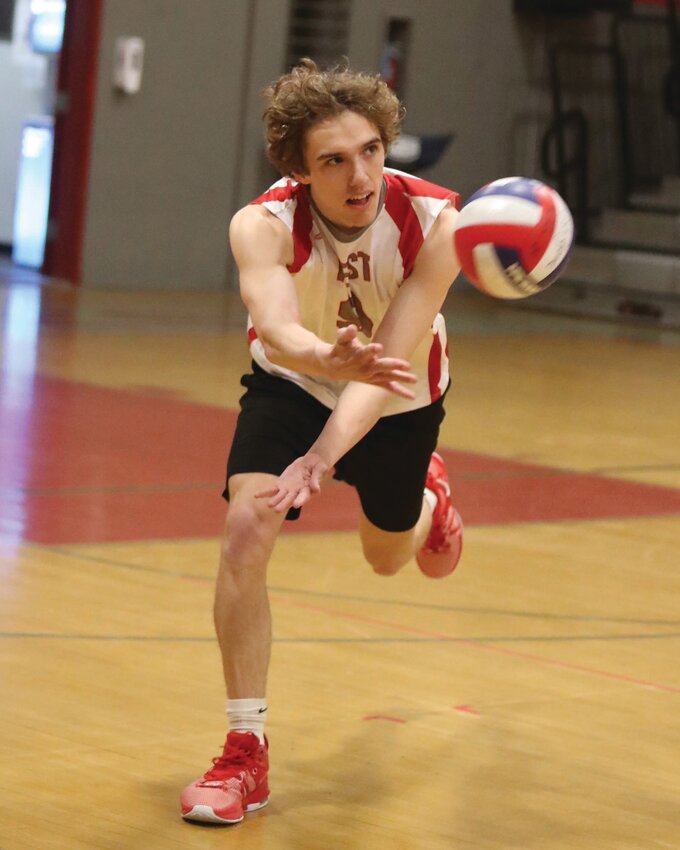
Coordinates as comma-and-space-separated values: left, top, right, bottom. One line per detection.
247, 168, 460, 415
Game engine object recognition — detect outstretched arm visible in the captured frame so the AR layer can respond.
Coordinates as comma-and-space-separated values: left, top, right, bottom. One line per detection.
259, 205, 461, 512
230, 205, 416, 397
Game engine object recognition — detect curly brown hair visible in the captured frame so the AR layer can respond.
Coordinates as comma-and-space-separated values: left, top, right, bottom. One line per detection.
262, 58, 404, 177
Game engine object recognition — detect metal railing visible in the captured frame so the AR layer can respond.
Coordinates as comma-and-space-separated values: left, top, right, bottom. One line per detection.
543, 0, 680, 241
286, 0, 351, 70
543, 44, 629, 239
612, 9, 680, 190
542, 107, 591, 240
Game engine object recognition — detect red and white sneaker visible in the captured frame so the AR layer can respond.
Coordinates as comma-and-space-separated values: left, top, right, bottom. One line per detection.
180, 731, 269, 824
416, 452, 463, 578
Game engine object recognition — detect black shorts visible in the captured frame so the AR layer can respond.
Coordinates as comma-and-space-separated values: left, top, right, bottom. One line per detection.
225, 363, 448, 532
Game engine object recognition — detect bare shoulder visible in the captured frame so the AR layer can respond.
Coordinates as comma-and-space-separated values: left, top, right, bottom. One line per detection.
229, 204, 292, 267
429, 203, 460, 242
414, 203, 460, 277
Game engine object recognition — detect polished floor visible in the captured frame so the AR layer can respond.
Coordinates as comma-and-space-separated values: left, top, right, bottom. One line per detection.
1, 260, 679, 850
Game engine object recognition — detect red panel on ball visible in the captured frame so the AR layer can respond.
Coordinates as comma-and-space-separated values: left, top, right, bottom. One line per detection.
454, 223, 535, 283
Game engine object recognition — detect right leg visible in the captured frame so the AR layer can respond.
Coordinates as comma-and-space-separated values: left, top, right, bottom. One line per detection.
181, 472, 284, 825
214, 472, 285, 698
182, 364, 330, 824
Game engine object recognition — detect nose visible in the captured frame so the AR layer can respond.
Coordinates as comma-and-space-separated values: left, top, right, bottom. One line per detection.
348, 157, 368, 188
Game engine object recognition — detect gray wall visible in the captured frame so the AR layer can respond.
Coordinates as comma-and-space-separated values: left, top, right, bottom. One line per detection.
82, 0, 289, 289
79, 0, 606, 290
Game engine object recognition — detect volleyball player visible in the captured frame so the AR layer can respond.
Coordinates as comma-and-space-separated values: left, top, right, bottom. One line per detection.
180, 58, 463, 825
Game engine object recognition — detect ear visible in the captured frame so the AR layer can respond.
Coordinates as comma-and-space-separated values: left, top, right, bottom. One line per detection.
292, 170, 311, 185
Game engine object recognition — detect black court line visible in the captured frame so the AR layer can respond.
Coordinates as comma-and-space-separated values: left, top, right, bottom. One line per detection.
588, 462, 680, 475
32, 545, 680, 629
450, 467, 680, 482
0, 481, 222, 496
4, 462, 679, 494
3, 462, 678, 498
269, 585, 680, 628
1, 631, 679, 644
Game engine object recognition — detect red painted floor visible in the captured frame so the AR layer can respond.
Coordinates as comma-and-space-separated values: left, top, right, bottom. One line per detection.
1, 375, 679, 545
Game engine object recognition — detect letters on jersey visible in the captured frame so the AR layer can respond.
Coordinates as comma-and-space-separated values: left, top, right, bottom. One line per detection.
247, 169, 460, 415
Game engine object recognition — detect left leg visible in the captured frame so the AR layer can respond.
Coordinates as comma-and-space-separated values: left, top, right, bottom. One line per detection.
359, 500, 433, 576
336, 395, 462, 579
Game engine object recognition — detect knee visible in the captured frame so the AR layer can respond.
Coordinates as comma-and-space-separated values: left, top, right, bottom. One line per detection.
220, 500, 279, 577
363, 545, 407, 577
223, 500, 266, 549
360, 522, 414, 577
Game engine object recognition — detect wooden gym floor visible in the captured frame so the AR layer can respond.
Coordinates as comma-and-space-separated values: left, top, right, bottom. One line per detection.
1, 261, 679, 849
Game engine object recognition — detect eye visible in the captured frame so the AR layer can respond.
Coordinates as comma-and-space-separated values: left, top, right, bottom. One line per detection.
326, 156, 343, 166
365, 143, 380, 155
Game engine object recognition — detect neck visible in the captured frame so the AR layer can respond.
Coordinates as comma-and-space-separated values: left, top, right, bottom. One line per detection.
309, 180, 386, 242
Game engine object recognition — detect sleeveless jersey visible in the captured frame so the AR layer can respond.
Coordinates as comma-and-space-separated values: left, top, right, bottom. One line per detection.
247, 167, 460, 416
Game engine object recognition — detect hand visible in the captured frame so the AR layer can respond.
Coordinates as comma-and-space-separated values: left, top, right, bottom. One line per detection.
321, 325, 417, 400
255, 452, 330, 513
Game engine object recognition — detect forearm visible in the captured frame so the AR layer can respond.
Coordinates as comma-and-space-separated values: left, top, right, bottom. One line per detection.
309, 382, 391, 467
258, 320, 332, 376
256, 382, 394, 515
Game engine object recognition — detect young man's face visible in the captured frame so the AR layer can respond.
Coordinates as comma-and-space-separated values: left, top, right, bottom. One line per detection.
293, 111, 386, 233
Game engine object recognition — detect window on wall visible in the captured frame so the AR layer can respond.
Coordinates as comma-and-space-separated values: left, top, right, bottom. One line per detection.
0, 0, 16, 40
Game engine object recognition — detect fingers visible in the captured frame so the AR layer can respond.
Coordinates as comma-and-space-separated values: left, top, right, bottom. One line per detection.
335, 324, 358, 345
309, 466, 324, 493
371, 367, 417, 384
254, 487, 278, 499
372, 357, 413, 374
333, 329, 383, 360
381, 380, 417, 400
334, 339, 384, 365
330, 328, 420, 390
254, 455, 327, 513
292, 486, 312, 509
261, 485, 312, 513
255, 489, 298, 511
255, 485, 298, 511
331, 348, 415, 383
365, 361, 417, 397
255, 486, 286, 508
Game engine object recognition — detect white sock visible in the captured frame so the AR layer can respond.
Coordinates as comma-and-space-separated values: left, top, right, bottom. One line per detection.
423, 488, 437, 515
226, 698, 267, 743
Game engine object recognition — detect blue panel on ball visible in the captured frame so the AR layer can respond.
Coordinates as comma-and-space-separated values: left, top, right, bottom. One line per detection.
495, 245, 522, 270
465, 177, 542, 207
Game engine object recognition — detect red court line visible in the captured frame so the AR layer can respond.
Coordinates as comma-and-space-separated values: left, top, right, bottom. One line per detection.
1, 374, 679, 544
276, 597, 680, 695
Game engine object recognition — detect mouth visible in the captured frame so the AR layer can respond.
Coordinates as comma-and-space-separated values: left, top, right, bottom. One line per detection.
345, 192, 373, 210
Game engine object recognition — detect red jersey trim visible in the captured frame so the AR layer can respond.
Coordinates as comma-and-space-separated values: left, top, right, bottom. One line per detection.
252, 180, 313, 274
251, 180, 298, 205
252, 173, 459, 279
427, 332, 443, 402
384, 179, 425, 278
288, 189, 313, 273
386, 172, 461, 208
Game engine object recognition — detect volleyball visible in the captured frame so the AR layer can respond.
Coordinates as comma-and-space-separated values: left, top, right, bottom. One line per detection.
453, 177, 574, 299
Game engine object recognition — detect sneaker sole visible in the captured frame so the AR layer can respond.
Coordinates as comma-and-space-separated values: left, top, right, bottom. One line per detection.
416, 510, 463, 578
182, 797, 269, 825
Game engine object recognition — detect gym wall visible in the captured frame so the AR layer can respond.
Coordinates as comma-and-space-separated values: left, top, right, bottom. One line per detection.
80, 0, 598, 290
82, 0, 289, 290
